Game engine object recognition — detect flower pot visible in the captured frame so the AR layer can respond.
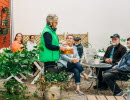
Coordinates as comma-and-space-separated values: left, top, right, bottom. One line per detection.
44, 85, 61, 100
94, 58, 100, 64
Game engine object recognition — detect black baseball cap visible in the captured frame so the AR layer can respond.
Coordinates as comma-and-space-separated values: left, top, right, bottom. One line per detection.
74, 37, 81, 41
110, 34, 120, 39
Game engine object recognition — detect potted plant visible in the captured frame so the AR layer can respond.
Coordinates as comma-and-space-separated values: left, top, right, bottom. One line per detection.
0, 47, 40, 99
94, 55, 100, 64
98, 48, 105, 60
0, 48, 39, 78
36, 71, 68, 100
0, 79, 30, 100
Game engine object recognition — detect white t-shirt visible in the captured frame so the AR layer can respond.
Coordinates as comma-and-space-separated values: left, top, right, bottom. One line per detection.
26, 41, 37, 51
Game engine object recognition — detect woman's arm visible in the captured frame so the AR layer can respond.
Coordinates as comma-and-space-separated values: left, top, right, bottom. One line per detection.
60, 54, 72, 62
43, 32, 60, 50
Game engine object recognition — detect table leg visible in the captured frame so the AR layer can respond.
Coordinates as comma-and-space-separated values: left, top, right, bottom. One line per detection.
19, 73, 27, 80
88, 66, 93, 78
95, 68, 100, 95
31, 67, 44, 84
34, 70, 40, 76
6, 75, 24, 83
6, 75, 13, 81
13, 76, 24, 83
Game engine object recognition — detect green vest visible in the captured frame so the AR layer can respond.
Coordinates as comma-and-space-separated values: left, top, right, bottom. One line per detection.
39, 24, 60, 62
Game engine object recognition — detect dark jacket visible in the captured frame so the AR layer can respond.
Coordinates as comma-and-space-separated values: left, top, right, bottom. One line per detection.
74, 43, 83, 59
103, 43, 127, 64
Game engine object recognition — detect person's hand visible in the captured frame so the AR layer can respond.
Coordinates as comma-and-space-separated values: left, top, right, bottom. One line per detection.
105, 58, 110, 63
108, 59, 113, 63
112, 65, 117, 70
105, 58, 113, 64
59, 47, 67, 51
71, 58, 79, 63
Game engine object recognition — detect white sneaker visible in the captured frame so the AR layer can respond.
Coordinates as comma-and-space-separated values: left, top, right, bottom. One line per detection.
75, 90, 84, 95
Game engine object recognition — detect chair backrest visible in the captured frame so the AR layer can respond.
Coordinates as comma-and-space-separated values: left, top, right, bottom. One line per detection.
83, 48, 97, 63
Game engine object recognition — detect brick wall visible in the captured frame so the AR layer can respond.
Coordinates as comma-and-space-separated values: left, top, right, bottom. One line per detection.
0, 0, 10, 49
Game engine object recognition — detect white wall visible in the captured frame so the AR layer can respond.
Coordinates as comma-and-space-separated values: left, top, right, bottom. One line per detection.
13, 0, 130, 50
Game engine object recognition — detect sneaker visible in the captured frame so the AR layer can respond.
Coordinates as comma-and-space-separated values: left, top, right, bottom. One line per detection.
75, 90, 84, 95
115, 91, 123, 96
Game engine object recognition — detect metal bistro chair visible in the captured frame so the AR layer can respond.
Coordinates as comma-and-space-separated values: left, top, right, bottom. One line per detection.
81, 47, 97, 78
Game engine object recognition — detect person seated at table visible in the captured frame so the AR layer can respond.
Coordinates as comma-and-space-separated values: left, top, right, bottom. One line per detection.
59, 34, 89, 95
93, 34, 127, 90
12, 33, 24, 52
26, 35, 37, 51
103, 37, 130, 96
74, 37, 83, 59
26, 35, 37, 76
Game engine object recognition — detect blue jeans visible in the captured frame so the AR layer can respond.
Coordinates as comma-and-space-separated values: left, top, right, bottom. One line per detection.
67, 62, 85, 85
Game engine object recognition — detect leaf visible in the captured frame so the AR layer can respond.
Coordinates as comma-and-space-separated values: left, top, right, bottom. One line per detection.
0, 72, 5, 76
14, 59, 19, 63
20, 54, 25, 57
22, 60, 28, 64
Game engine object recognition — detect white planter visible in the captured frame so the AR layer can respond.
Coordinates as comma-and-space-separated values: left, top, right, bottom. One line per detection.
97, 52, 105, 57
94, 58, 100, 64
44, 85, 61, 100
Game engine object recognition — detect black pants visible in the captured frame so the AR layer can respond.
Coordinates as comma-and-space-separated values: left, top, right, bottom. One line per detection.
103, 70, 128, 95
44, 61, 57, 72
96, 63, 115, 88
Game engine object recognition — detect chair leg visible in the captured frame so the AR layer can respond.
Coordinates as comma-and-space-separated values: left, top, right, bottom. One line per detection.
13, 76, 24, 83
34, 70, 40, 76
19, 73, 27, 80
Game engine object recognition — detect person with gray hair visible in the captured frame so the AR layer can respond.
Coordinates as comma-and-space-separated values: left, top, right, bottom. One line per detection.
39, 14, 68, 72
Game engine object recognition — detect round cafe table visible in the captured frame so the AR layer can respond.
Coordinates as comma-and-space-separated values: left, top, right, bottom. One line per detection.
81, 62, 112, 94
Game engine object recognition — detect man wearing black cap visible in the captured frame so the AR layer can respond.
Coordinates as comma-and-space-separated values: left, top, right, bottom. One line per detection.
74, 37, 83, 59
94, 34, 127, 90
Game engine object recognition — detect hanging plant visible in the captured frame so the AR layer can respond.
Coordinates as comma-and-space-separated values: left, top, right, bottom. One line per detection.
0, 28, 8, 35
2, 28, 8, 35
2, 19, 8, 26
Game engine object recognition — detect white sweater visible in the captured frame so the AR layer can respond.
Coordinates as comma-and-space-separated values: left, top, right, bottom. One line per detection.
26, 41, 37, 51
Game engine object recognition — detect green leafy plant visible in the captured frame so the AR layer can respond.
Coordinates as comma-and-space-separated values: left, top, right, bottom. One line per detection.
120, 38, 126, 43
0, 79, 30, 100
0, 48, 39, 77
35, 71, 68, 98
94, 55, 100, 59
98, 48, 105, 52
